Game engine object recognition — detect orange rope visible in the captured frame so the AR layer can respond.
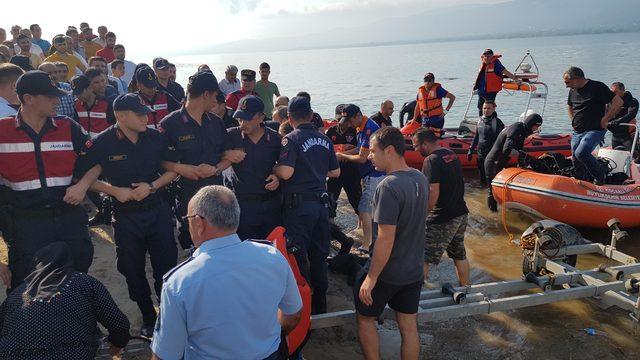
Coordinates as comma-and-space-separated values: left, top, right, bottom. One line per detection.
499, 168, 530, 245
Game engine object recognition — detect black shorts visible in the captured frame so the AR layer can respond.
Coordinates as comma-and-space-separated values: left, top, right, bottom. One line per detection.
354, 270, 422, 318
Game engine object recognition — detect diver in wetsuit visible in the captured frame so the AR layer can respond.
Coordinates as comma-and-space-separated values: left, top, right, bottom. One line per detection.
607, 82, 638, 153
485, 113, 543, 212
399, 99, 416, 127
468, 100, 504, 186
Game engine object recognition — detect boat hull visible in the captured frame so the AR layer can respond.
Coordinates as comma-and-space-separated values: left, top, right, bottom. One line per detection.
492, 168, 640, 228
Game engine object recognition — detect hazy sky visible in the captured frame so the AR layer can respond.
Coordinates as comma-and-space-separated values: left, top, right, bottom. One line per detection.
2, 0, 505, 60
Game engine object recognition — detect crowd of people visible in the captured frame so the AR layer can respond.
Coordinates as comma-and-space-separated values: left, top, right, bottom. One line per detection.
0, 21, 638, 360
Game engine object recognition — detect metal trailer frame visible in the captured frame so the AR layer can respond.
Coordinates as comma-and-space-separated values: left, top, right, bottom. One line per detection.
97, 220, 640, 358
311, 220, 640, 330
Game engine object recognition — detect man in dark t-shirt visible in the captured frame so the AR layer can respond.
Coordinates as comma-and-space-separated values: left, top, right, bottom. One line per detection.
412, 127, 470, 286
564, 66, 623, 184
608, 82, 639, 153
369, 100, 394, 127
355, 126, 428, 360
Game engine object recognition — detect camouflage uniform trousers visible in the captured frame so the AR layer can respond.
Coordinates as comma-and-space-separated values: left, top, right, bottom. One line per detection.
424, 213, 468, 265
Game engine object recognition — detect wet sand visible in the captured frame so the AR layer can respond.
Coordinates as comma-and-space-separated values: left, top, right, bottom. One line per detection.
1, 172, 639, 359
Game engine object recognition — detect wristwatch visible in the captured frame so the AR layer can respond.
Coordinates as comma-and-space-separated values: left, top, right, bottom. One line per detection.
147, 182, 156, 193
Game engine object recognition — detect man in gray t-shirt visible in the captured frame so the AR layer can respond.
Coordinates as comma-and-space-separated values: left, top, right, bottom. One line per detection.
355, 127, 429, 360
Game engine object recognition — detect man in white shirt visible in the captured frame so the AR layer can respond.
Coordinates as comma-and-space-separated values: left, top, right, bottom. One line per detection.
0, 64, 24, 117
93, 26, 108, 48
108, 44, 136, 86
13, 29, 44, 60
218, 65, 240, 96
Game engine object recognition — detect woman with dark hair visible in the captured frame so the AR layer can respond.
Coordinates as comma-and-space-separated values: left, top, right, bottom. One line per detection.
0, 242, 130, 359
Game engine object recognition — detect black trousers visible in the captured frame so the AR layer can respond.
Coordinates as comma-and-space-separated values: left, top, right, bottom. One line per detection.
476, 154, 487, 185
327, 163, 362, 214
7, 205, 94, 293
237, 195, 283, 240
283, 200, 330, 314
112, 202, 177, 308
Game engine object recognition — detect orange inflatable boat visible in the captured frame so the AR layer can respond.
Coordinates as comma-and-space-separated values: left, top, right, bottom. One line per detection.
400, 121, 572, 170
491, 159, 640, 228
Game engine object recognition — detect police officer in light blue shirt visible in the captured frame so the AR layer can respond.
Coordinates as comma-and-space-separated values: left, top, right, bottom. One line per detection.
151, 185, 302, 360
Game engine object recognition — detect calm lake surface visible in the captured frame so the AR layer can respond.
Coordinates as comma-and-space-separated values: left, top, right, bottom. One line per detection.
168, 31, 640, 134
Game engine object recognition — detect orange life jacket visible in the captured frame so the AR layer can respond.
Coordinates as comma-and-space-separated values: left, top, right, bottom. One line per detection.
475, 55, 504, 94
266, 226, 311, 356
417, 83, 444, 119
74, 98, 111, 137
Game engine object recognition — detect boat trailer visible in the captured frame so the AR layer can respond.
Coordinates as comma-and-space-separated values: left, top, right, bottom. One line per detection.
99, 219, 640, 358
312, 218, 640, 329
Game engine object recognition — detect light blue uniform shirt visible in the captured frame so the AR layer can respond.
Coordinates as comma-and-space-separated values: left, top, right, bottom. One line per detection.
152, 234, 302, 360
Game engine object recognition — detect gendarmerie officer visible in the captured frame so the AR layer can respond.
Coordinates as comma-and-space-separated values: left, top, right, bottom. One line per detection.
75, 93, 178, 337
227, 95, 283, 240
134, 66, 181, 129
0, 70, 96, 291
274, 96, 340, 314
485, 113, 542, 211
160, 70, 239, 250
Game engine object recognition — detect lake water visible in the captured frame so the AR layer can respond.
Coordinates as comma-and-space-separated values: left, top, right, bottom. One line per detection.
169, 31, 640, 134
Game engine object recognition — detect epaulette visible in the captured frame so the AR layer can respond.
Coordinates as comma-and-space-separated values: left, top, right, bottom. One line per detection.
163, 256, 195, 282
246, 239, 274, 246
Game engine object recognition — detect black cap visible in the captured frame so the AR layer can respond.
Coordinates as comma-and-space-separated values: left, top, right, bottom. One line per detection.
135, 67, 158, 88
70, 75, 90, 96
188, 70, 219, 94
233, 95, 264, 120
338, 104, 361, 124
10, 55, 34, 72
113, 93, 154, 115
16, 71, 68, 97
423, 72, 435, 82
153, 58, 170, 70
483, 48, 494, 56
240, 69, 256, 81
523, 113, 543, 130
53, 35, 66, 45
288, 96, 312, 115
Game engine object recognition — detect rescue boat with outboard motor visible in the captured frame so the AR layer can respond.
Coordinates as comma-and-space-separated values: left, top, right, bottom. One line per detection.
492, 124, 640, 228
399, 51, 572, 170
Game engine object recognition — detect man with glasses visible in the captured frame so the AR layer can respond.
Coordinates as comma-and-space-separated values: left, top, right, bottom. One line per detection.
473, 48, 520, 116
151, 185, 302, 360
225, 69, 258, 111
75, 93, 179, 337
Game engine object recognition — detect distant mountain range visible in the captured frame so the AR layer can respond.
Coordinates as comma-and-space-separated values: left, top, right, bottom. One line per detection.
186, 0, 640, 54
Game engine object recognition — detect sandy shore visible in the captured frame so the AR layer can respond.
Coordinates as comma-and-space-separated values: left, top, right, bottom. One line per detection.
1, 190, 640, 359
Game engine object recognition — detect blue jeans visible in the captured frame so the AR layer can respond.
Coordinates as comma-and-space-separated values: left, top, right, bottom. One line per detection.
571, 129, 606, 182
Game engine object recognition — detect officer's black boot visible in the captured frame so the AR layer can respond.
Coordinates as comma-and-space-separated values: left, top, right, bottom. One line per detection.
311, 293, 327, 315
330, 223, 354, 254
137, 299, 157, 338
487, 195, 498, 212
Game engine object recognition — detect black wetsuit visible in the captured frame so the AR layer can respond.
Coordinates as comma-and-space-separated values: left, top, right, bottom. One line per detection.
399, 100, 416, 126
469, 113, 504, 185
484, 114, 542, 210
608, 91, 638, 151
